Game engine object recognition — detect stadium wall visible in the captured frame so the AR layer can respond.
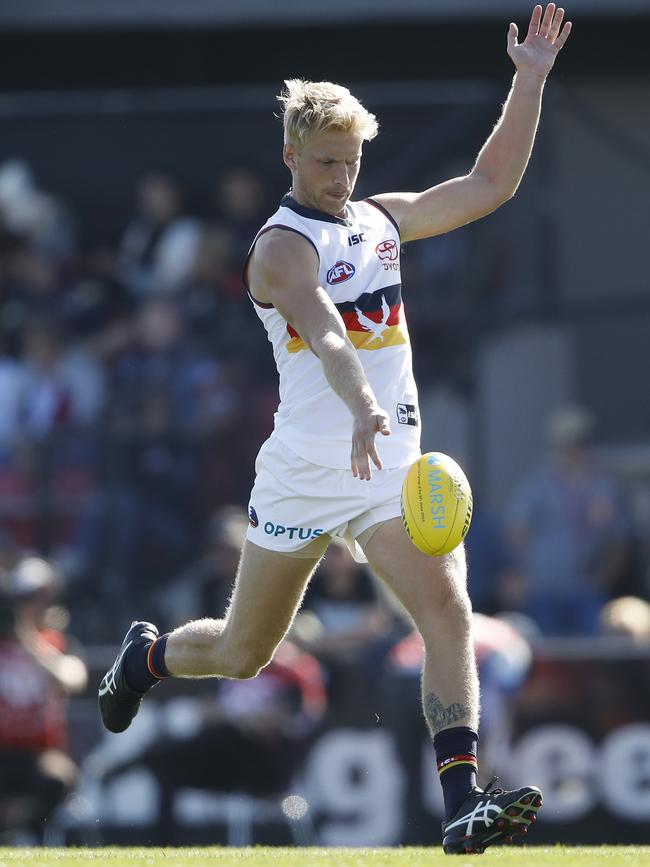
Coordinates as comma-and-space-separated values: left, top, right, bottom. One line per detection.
65, 642, 650, 846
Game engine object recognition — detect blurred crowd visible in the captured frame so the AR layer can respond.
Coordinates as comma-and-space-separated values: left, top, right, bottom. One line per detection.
0, 157, 646, 645
0, 160, 281, 642
0, 157, 649, 843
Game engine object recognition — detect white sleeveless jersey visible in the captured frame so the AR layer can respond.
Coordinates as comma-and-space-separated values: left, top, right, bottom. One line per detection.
245, 194, 421, 470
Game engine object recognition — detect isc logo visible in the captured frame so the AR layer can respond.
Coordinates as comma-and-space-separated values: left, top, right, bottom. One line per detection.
327, 260, 355, 284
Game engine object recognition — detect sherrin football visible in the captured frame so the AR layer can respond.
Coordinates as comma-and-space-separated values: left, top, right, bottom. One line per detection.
401, 452, 473, 556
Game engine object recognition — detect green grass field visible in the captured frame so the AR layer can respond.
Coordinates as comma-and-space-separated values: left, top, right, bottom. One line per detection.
1, 848, 650, 867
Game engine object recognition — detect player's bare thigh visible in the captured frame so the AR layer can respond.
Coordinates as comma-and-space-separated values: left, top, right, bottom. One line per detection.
360, 517, 468, 632
220, 538, 323, 667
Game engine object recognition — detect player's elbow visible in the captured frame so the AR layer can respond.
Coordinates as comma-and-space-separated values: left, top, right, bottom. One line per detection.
485, 181, 518, 212
499, 181, 520, 204
471, 168, 518, 214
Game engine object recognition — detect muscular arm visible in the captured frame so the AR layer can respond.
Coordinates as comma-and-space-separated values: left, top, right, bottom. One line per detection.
373, 4, 572, 242
249, 230, 391, 479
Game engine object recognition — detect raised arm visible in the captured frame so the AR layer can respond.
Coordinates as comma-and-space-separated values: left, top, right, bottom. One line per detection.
374, 3, 572, 242
249, 229, 391, 479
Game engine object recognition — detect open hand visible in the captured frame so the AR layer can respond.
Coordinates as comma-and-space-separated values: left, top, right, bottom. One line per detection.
508, 4, 572, 79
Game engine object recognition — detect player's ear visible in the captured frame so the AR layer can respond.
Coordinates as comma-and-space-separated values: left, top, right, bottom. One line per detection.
283, 142, 298, 171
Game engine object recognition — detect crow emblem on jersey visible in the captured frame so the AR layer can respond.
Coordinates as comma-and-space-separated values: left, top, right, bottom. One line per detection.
286, 284, 407, 353
355, 294, 390, 342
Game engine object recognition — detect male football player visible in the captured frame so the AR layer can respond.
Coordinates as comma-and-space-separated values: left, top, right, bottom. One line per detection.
100, 5, 570, 853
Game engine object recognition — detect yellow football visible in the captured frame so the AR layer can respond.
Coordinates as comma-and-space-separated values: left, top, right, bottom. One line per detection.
401, 452, 473, 556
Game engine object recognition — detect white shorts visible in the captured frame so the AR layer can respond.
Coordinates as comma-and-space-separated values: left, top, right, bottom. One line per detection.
246, 436, 413, 561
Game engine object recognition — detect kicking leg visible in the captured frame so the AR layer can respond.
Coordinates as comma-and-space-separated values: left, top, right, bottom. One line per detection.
164, 540, 320, 678
99, 540, 322, 732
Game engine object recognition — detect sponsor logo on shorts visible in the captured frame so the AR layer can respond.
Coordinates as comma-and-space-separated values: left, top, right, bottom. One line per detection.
248, 506, 259, 528
326, 261, 355, 284
263, 522, 324, 540
396, 403, 418, 427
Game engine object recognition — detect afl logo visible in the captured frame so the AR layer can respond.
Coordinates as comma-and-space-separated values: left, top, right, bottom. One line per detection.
375, 239, 398, 261
327, 260, 355, 284
248, 506, 259, 528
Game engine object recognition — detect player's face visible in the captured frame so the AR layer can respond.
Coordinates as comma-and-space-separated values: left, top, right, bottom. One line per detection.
284, 128, 363, 218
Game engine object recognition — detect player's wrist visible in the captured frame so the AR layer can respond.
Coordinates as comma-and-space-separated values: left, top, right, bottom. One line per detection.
353, 386, 380, 414
513, 67, 548, 90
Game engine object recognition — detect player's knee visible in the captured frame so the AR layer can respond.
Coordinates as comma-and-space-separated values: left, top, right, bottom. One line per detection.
227, 660, 262, 680
223, 646, 272, 680
433, 550, 472, 621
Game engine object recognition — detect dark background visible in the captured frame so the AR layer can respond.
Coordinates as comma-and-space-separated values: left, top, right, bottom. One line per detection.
0, 15, 647, 89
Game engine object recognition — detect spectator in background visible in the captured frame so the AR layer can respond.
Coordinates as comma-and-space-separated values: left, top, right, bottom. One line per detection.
400, 158, 508, 388
600, 595, 650, 644
157, 506, 249, 632
179, 224, 249, 352
118, 173, 202, 298
464, 507, 512, 616
0, 319, 104, 555
503, 405, 633, 636
19, 318, 106, 444
71, 300, 240, 621
297, 538, 396, 667
0, 243, 66, 358
0, 159, 77, 260
110, 298, 239, 443
293, 539, 402, 719
213, 167, 268, 263
0, 340, 27, 461
59, 246, 136, 359
0, 557, 87, 843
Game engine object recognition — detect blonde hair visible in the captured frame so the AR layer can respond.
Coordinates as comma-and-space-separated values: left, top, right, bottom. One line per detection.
277, 79, 378, 147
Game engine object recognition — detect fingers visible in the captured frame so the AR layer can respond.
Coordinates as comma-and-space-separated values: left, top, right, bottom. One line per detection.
525, 3, 571, 52
528, 4, 543, 37
548, 6, 564, 41
368, 440, 383, 473
351, 440, 370, 480
378, 417, 391, 437
539, 3, 556, 38
351, 437, 381, 480
507, 22, 518, 50
554, 20, 572, 50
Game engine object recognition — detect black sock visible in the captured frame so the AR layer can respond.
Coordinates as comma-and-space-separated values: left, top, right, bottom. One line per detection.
124, 633, 170, 693
434, 726, 479, 821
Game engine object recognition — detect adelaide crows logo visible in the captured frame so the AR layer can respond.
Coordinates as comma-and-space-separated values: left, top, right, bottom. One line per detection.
354, 294, 390, 342
286, 284, 406, 353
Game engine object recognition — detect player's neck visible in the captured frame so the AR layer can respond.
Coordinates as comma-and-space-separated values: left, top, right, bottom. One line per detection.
288, 188, 348, 221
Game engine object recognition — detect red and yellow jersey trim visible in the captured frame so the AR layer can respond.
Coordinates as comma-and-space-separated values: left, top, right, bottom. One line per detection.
286, 282, 407, 354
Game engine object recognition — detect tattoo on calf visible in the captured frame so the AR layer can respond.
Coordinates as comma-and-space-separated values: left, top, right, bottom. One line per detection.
424, 692, 469, 735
